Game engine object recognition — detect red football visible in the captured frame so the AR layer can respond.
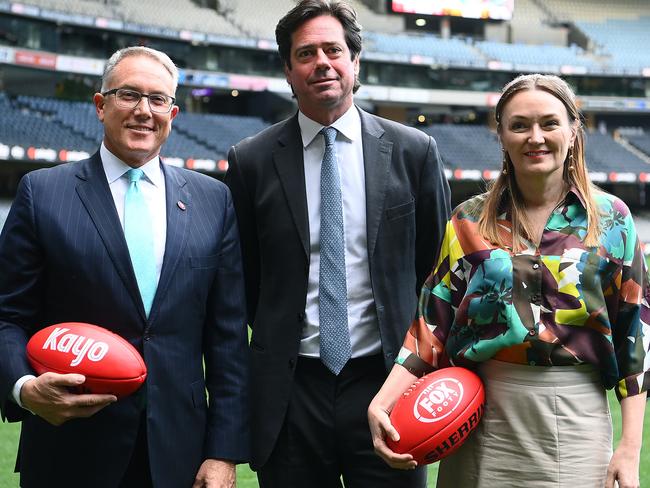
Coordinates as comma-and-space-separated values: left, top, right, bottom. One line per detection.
26, 322, 147, 398
387, 367, 485, 464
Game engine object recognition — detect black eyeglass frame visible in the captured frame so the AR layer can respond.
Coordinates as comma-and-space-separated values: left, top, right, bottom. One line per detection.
102, 88, 176, 114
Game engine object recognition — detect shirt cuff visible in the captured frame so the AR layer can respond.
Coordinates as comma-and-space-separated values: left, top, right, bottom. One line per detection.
12, 374, 36, 409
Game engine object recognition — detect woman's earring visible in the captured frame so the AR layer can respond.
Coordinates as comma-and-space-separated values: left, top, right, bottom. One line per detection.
502, 150, 508, 175
567, 149, 575, 171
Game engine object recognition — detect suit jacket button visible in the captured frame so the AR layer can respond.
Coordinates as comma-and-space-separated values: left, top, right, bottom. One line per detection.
288, 359, 295, 369
297, 312, 305, 322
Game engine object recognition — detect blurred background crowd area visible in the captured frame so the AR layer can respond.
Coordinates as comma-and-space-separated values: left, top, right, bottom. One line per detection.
2, 0, 650, 241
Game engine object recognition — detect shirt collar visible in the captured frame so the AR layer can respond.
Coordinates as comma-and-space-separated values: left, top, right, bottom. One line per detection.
298, 105, 360, 148
100, 143, 163, 187
566, 185, 587, 209
499, 184, 587, 218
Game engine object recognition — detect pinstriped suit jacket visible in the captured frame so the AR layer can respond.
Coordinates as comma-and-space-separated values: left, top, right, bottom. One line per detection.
0, 152, 249, 488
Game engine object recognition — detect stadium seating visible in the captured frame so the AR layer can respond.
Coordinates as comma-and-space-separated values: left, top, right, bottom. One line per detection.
475, 41, 596, 70
364, 32, 486, 67
21, 0, 123, 19
543, 0, 650, 23
0, 93, 269, 162
3, 92, 650, 177
17, 95, 103, 144
419, 124, 502, 171
209, 0, 294, 39
625, 134, 650, 159
172, 112, 268, 158
416, 123, 650, 178
576, 18, 650, 71
349, 0, 405, 35
122, 0, 242, 37
22, 0, 242, 37
17, 0, 650, 73
584, 131, 650, 173
507, 0, 567, 46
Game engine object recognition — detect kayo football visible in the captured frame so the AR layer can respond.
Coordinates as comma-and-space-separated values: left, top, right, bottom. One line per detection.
26, 322, 147, 398
387, 367, 485, 464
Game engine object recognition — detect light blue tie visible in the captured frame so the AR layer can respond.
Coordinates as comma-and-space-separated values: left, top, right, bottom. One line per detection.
319, 127, 351, 375
124, 168, 157, 317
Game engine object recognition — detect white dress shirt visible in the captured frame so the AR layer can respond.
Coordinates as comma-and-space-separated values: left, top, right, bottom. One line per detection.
298, 106, 381, 359
12, 144, 167, 407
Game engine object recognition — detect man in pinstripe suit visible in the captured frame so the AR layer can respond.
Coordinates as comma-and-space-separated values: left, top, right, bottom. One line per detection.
0, 47, 249, 488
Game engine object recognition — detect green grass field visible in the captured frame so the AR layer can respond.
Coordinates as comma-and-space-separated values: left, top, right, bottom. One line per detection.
1, 391, 648, 487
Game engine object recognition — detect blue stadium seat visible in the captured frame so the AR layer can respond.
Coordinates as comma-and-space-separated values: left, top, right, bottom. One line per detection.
0, 93, 270, 162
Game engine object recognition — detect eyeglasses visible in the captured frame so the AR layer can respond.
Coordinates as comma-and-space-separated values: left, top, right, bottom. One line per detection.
102, 88, 176, 114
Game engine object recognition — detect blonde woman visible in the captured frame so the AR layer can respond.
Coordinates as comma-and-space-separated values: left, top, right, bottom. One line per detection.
368, 74, 648, 488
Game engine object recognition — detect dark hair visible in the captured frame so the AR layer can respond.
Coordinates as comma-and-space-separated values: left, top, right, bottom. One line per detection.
276, 0, 362, 92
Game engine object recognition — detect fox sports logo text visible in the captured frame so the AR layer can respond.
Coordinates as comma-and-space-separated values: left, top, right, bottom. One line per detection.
413, 377, 463, 423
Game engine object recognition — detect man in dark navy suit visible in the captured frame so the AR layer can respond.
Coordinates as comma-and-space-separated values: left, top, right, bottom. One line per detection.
225, 1, 451, 487
0, 46, 249, 488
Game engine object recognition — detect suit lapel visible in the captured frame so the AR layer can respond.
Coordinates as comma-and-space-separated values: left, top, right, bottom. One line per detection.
273, 115, 310, 257
75, 153, 145, 320
148, 163, 190, 323
360, 109, 392, 259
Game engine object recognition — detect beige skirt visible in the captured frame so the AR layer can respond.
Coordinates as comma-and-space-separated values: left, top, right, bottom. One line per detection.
436, 360, 612, 488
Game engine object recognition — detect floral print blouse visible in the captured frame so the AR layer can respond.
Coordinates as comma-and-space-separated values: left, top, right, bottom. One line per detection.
397, 188, 650, 400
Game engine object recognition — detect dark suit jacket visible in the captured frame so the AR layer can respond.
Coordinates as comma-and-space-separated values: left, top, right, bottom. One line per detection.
0, 153, 249, 488
225, 107, 451, 469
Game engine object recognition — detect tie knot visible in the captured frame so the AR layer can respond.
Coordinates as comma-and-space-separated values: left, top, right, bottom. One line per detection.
126, 168, 145, 184
321, 127, 337, 147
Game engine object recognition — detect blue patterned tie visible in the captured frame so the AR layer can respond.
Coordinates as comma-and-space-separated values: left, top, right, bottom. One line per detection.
319, 127, 351, 375
124, 168, 157, 317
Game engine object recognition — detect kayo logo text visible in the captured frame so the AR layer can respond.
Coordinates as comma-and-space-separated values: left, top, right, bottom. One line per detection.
42, 327, 110, 367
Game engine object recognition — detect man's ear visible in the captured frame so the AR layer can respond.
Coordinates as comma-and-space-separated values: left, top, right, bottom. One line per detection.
93, 93, 105, 122
170, 105, 180, 121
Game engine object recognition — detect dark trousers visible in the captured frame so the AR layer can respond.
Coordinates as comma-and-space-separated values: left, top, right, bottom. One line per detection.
258, 354, 427, 488
119, 413, 153, 488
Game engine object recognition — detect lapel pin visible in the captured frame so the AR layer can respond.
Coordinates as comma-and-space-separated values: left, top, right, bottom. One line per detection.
177, 201, 186, 211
